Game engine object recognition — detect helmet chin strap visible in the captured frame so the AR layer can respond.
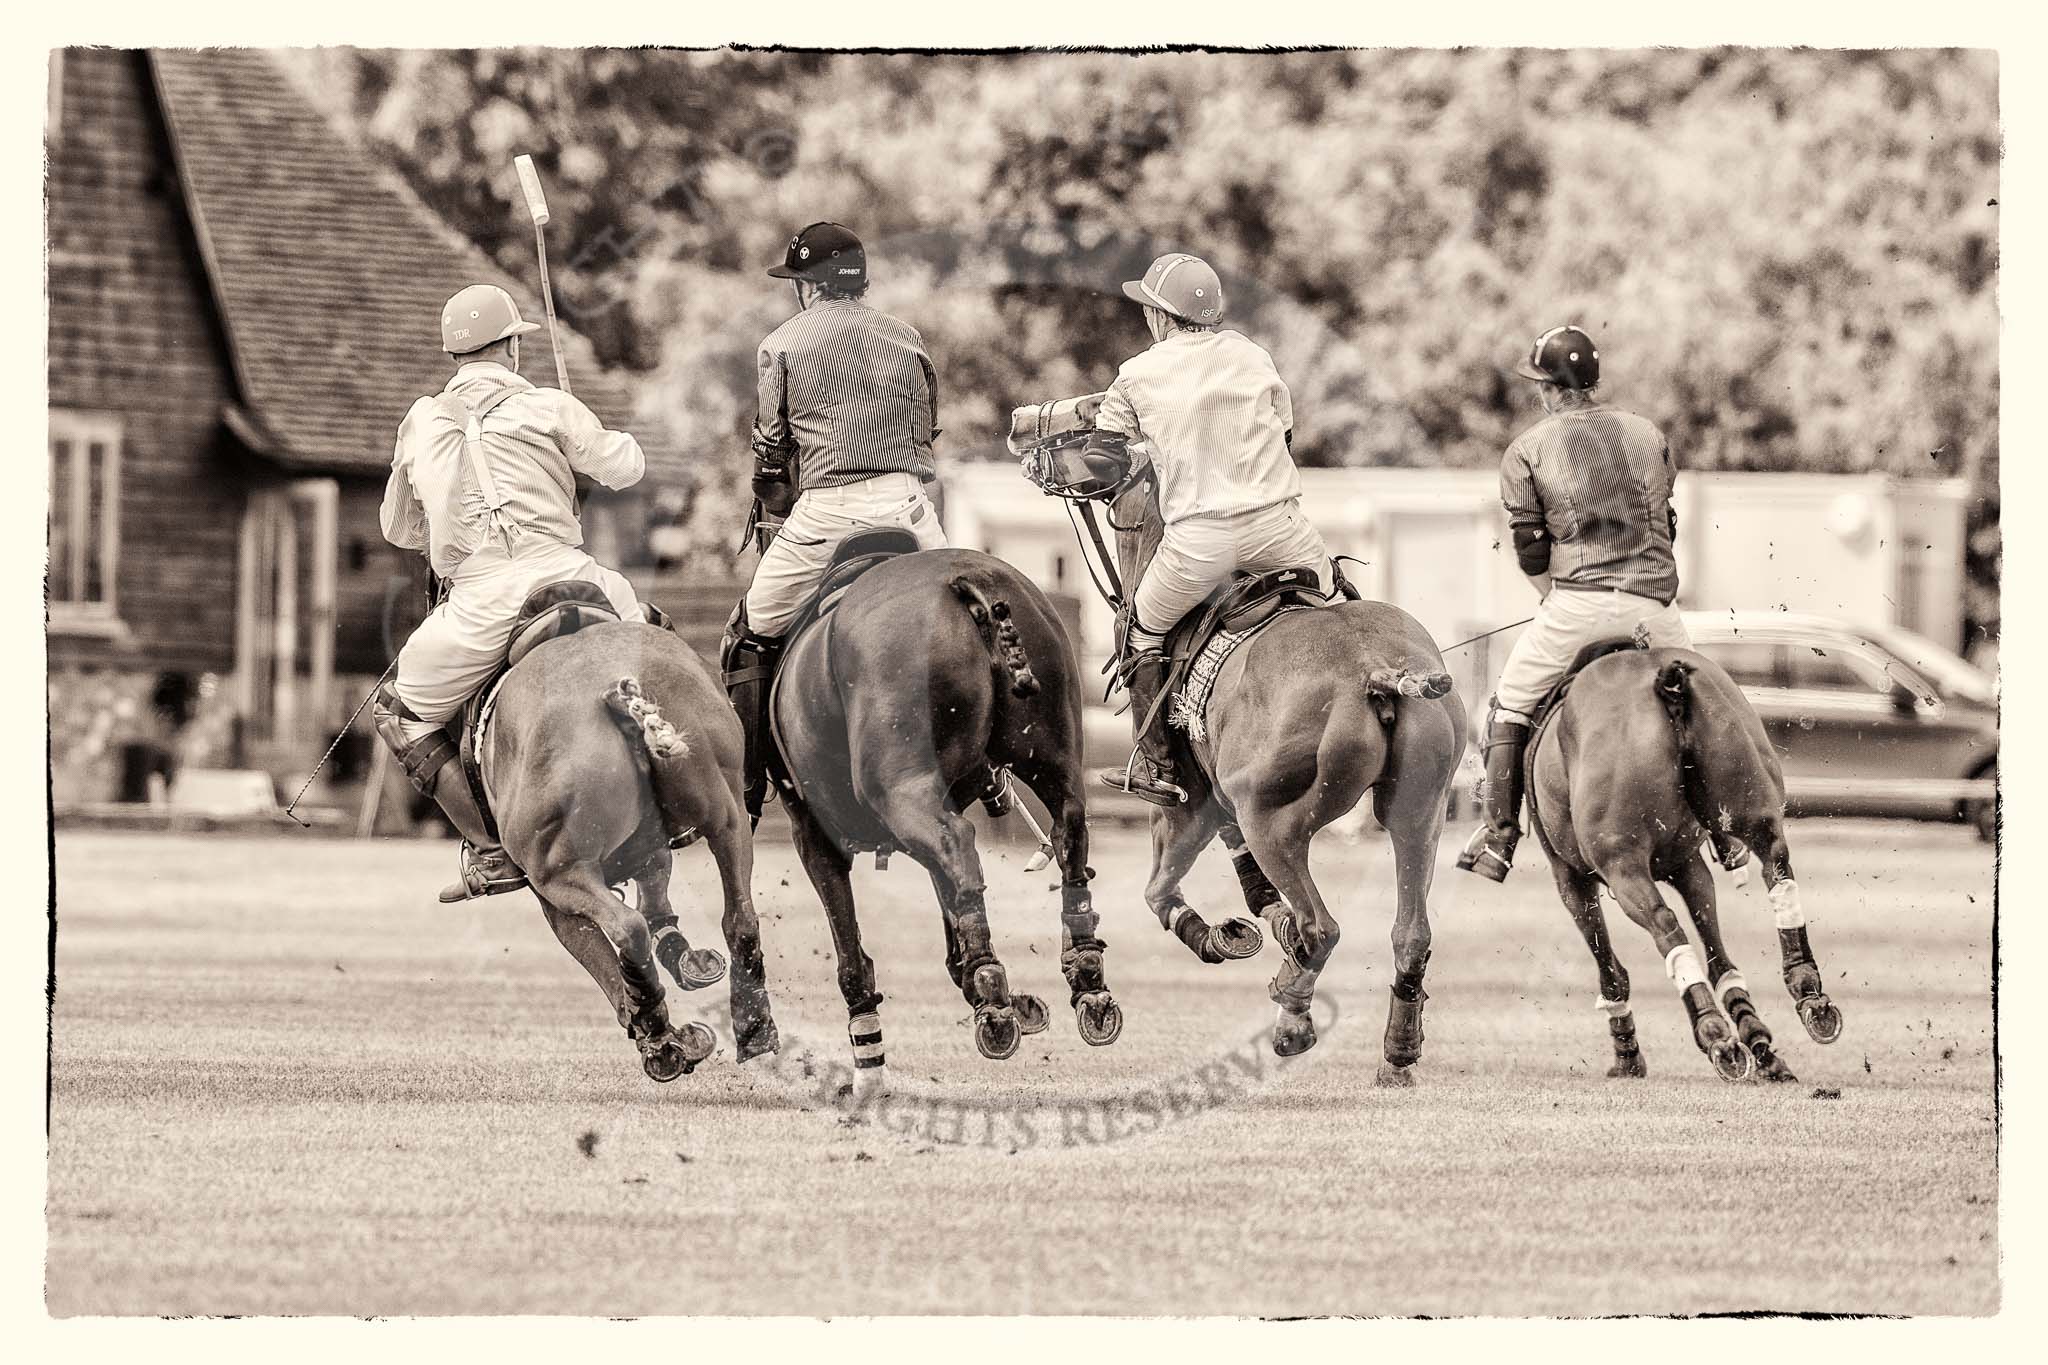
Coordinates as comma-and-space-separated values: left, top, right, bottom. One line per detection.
1144, 306, 1175, 344
793, 280, 817, 311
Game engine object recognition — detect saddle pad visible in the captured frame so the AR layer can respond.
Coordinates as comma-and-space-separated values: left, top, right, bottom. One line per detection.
473, 670, 515, 808
1167, 605, 1312, 743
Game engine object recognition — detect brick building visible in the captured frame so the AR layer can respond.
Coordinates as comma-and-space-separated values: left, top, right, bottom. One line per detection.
46, 49, 692, 805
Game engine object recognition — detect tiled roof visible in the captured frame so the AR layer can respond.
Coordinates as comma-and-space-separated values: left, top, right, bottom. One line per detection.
147, 49, 683, 484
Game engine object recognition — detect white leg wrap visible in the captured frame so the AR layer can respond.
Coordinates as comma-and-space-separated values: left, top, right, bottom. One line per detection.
1713, 969, 1749, 1005
1664, 943, 1708, 993
1769, 879, 1805, 930
1594, 996, 1632, 1018
848, 1011, 884, 1066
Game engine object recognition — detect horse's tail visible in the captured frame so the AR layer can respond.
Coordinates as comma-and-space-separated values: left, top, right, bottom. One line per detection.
1654, 657, 1722, 835
1363, 665, 1453, 726
951, 577, 1042, 699
601, 676, 702, 842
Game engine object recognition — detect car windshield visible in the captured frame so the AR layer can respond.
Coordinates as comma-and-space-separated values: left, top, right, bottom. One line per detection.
1864, 626, 1996, 706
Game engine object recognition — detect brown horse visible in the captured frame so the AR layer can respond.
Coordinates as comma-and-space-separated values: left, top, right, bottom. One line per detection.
483, 620, 778, 1081
772, 548, 1119, 1067
1100, 473, 1469, 1082
1526, 647, 1843, 1082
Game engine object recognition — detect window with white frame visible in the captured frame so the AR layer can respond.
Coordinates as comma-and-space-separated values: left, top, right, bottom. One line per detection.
48, 410, 122, 622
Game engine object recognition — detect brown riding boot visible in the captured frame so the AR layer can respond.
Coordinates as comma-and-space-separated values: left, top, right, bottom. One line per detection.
1097, 651, 1188, 807
373, 684, 527, 904
1456, 720, 1530, 882
722, 629, 784, 824
429, 767, 529, 904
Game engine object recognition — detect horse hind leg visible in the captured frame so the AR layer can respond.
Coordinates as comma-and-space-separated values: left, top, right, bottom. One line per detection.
1593, 850, 1753, 1083
1236, 810, 1342, 1059
1741, 818, 1843, 1045
633, 853, 729, 993
703, 810, 779, 1063
879, 781, 1039, 1061
1667, 850, 1794, 1082
1016, 761, 1122, 1047
535, 870, 713, 1083
1552, 863, 1647, 1078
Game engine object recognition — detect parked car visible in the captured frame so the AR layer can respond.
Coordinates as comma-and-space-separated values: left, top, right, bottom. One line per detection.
1681, 611, 1998, 839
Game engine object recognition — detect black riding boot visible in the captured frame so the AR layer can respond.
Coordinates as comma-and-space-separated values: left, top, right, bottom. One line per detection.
1097, 651, 1188, 807
721, 630, 784, 824
1456, 720, 1530, 882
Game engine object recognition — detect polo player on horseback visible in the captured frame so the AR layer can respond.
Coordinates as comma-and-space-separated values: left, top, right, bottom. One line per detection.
722, 222, 947, 819
1082, 252, 1328, 806
1457, 325, 1698, 882
374, 284, 650, 903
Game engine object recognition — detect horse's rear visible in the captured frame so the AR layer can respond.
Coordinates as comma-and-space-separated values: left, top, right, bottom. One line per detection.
487, 621, 777, 1077
1169, 596, 1467, 1078
775, 548, 1120, 1065
1533, 649, 1842, 1083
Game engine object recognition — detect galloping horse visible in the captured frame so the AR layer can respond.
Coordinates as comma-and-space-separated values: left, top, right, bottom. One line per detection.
1525, 646, 1843, 1081
1026, 429, 1468, 1082
482, 616, 778, 1081
772, 545, 1119, 1066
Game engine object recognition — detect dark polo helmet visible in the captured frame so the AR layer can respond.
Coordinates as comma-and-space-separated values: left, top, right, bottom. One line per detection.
767, 221, 868, 289
1514, 324, 1600, 390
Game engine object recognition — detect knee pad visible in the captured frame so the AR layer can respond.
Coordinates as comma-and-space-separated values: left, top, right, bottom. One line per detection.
373, 682, 457, 797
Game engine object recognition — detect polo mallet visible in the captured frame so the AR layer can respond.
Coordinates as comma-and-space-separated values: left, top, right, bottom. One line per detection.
513, 154, 570, 395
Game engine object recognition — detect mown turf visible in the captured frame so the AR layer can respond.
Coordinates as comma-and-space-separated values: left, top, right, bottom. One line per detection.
47, 818, 1997, 1316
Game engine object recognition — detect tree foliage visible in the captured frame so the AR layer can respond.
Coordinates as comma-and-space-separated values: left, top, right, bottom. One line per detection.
289, 47, 2000, 641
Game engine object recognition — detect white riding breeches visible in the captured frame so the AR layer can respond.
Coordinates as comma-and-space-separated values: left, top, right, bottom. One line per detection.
393, 536, 640, 741
1492, 587, 1691, 727
1129, 500, 1330, 646
744, 471, 948, 636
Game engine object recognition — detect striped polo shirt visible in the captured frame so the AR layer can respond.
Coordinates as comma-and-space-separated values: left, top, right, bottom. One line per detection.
752, 296, 938, 489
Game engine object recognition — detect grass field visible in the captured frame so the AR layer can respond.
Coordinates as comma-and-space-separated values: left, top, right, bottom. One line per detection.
47, 817, 1998, 1317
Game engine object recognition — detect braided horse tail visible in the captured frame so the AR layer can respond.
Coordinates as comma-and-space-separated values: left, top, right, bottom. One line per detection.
950, 577, 1041, 699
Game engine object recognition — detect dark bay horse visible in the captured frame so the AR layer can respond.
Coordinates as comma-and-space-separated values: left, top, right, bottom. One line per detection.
1526, 648, 1843, 1082
1101, 474, 1469, 1083
484, 621, 778, 1080
772, 548, 1118, 1066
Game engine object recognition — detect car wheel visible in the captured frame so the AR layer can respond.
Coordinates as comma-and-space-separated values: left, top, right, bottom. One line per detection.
1965, 760, 1997, 843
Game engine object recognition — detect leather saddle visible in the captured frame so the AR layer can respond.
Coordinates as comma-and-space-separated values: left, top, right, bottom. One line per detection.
1146, 565, 1335, 714
456, 579, 623, 840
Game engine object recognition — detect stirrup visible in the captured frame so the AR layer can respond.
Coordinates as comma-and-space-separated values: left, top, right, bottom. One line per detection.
1097, 753, 1187, 807
438, 842, 529, 904
1455, 826, 1515, 882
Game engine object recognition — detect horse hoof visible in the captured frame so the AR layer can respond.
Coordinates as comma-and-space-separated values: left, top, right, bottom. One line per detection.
1753, 1048, 1799, 1083
1797, 995, 1844, 1045
1375, 1061, 1416, 1087
1012, 993, 1050, 1035
1607, 1051, 1649, 1080
736, 1015, 781, 1064
676, 948, 728, 991
1694, 1013, 1754, 1082
1075, 992, 1123, 1047
1272, 1012, 1317, 1056
655, 931, 727, 991
642, 1046, 690, 1083
974, 1008, 1022, 1061
673, 1020, 717, 1063
1209, 918, 1263, 961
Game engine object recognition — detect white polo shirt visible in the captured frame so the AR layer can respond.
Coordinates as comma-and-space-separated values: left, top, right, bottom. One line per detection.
1091, 328, 1298, 526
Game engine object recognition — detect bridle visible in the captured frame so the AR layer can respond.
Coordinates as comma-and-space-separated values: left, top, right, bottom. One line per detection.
1016, 426, 1154, 614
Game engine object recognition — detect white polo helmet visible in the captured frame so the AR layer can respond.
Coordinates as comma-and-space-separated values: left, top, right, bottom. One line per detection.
1120, 252, 1225, 325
